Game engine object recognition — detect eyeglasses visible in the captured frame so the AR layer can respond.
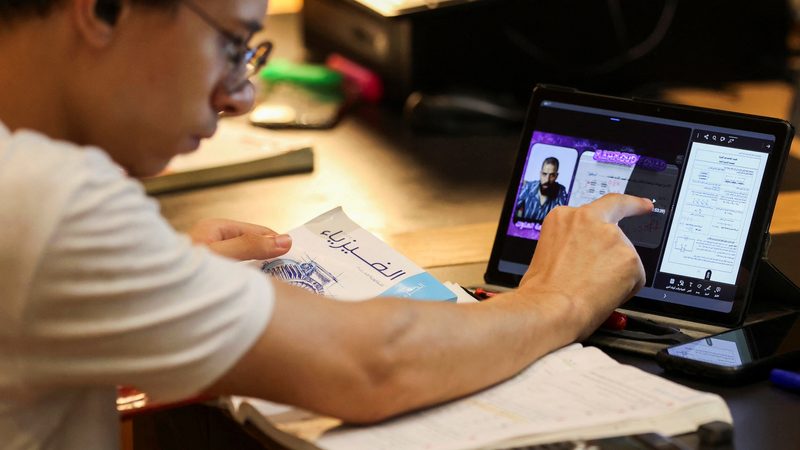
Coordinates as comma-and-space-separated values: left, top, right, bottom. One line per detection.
180, 0, 273, 93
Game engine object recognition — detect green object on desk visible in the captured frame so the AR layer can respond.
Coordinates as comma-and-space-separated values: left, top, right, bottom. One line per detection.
259, 59, 343, 89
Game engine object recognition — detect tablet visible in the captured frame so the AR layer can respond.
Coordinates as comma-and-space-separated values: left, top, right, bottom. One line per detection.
485, 85, 794, 327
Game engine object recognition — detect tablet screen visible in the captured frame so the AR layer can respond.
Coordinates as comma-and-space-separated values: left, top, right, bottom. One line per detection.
486, 87, 792, 325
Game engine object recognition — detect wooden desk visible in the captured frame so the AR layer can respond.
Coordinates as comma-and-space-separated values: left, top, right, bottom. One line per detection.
159, 16, 800, 269
142, 14, 800, 450
156, 82, 800, 280
145, 81, 800, 450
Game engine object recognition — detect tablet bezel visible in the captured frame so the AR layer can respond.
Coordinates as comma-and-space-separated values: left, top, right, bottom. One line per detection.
484, 85, 794, 327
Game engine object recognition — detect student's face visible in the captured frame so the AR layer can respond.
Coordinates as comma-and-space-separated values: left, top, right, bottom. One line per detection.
86, 0, 268, 177
539, 163, 558, 187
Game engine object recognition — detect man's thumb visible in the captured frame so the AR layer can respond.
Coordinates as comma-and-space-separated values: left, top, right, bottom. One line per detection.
208, 233, 292, 260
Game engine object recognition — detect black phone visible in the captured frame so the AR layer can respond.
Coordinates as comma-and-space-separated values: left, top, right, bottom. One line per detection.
656, 312, 800, 382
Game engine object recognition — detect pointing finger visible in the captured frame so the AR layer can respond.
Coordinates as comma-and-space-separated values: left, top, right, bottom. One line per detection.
584, 194, 654, 224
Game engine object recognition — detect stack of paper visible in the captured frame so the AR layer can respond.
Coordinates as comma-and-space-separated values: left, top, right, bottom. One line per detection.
226, 343, 731, 449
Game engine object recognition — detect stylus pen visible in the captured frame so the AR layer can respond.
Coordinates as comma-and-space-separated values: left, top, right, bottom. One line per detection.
769, 369, 800, 393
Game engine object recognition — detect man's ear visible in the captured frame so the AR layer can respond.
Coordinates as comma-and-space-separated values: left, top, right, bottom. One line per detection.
72, 0, 127, 47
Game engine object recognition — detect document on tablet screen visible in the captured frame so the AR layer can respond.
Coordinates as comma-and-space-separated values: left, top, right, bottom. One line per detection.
659, 143, 768, 285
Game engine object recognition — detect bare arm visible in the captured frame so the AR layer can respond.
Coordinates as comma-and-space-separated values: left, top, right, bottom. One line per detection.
204, 194, 653, 423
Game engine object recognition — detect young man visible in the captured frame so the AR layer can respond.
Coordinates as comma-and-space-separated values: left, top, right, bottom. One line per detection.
515, 156, 569, 223
0, 0, 653, 448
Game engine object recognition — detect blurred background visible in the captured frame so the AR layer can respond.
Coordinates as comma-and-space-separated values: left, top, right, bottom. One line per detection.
255, 0, 800, 135
158, 0, 800, 261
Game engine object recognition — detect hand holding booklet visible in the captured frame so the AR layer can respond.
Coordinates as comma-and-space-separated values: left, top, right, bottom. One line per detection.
249, 207, 457, 302
222, 208, 732, 449
117, 208, 459, 416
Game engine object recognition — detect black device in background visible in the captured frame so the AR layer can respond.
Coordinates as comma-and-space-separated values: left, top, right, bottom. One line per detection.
302, 0, 790, 103
656, 312, 800, 382
403, 90, 526, 134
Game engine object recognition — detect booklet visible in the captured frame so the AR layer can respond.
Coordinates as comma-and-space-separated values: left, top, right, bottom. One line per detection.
224, 344, 732, 450
142, 120, 313, 195
250, 207, 457, 302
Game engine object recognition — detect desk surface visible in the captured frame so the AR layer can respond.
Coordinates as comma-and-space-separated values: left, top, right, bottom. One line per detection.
148, 13, 800, 450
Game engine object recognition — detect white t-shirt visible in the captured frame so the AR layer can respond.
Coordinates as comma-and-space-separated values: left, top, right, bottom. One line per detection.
0, 121, 276, 450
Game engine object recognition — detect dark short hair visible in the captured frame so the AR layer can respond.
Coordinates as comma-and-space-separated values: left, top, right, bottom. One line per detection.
0, 0, 178, 22
0, 0, 56, 18
541, 157, 560, 172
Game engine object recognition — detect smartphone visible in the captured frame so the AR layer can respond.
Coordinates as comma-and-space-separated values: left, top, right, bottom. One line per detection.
656, 312, 800, 382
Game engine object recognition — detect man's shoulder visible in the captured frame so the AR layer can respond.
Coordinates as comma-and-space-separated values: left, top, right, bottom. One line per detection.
1, 128, 124, 190
0, 127, 141, 233
518, 181, 538, 200
523, 180, 541, 190
2, 127, 111, 167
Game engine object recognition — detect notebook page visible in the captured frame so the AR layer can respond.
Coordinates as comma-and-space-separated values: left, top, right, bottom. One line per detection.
316, 345, 730, 450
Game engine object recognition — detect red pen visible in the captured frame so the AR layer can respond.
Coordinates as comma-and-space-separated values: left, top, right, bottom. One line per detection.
601, 311, 628, 330
473, 288, 497, 300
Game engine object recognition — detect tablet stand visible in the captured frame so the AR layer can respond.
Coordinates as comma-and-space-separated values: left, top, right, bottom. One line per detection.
750, 257, 800, 310
588, 237, 800, 355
